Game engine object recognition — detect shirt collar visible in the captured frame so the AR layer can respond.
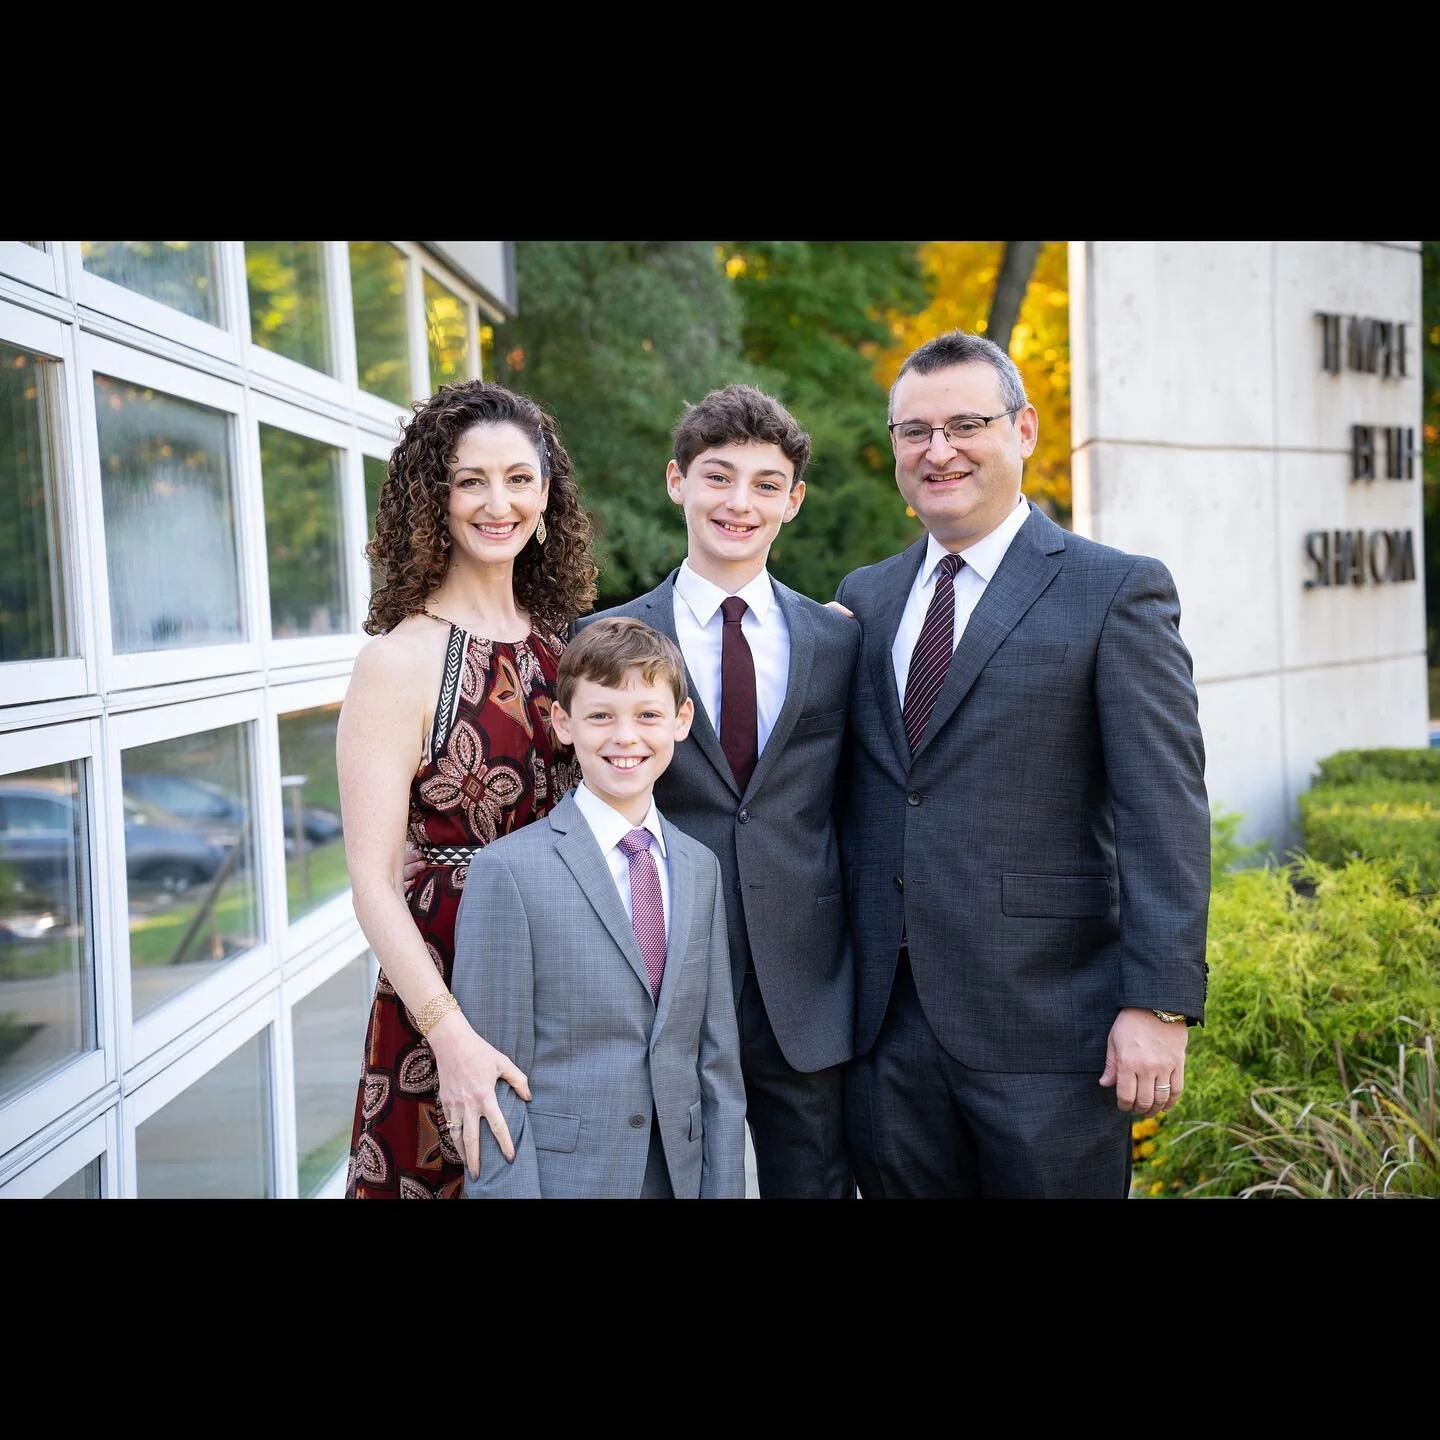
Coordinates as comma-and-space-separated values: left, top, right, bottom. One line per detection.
923, 495, 1030, 585
675, 559, 776, 627
574, 780, 667, 857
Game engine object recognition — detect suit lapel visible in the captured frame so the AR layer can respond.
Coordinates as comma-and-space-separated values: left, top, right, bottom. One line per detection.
550, 794, 652, 997
868, 541, 926, 764
639, 574, 736, 794
747, 581, 814, 793
653, 818, 695, 1022
916, 505, 1065, 753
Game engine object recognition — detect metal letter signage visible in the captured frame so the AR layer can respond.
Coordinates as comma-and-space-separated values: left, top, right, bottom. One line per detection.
1309, 310, 1417, 591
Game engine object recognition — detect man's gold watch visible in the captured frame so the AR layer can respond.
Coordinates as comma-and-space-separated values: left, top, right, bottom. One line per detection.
1152, 1009, 1188, 1024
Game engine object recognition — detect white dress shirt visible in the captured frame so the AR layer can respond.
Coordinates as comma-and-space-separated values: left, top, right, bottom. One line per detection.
672, 560, 791, 760
892, 495, 1032, 707
573, 780, 671, 937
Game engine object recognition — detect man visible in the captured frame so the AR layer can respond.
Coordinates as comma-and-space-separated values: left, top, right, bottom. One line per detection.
835, 330, 1210, 1199
576, 384, 859, 1198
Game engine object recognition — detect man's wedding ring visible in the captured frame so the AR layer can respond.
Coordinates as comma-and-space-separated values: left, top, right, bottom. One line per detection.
1155, 1084, 1171, 1092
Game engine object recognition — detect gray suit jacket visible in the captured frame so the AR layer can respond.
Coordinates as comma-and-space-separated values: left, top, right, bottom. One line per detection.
836, 503, 1211, 1073
451, 789, 746, 1199
575, 571, 860, 1072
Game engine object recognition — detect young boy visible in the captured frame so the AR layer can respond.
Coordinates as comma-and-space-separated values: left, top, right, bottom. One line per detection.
573, 384, 860, 1199
449, 616, 747, 1199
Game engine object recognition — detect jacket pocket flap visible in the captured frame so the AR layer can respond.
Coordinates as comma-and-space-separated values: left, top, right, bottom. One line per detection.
1002, 872, 1112, 918
529, 1110, 582, 1153
988, 642, 1068, 668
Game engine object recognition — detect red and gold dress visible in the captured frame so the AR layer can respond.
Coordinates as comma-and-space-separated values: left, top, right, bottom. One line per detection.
345, 622, 579, 1199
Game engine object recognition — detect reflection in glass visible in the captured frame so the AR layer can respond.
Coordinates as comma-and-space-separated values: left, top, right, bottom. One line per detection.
0, 344, 69, 664
80, 242, 220, 326
47, 1159, 101, 1198
350, 241, 411, 407
0, 762, 94, 1107
363, 453, 387, 599
245, 241, 333, 376
135, 1027, 273, 1197
122, 727, 261, 1020
293, 956, 370, 1196
424, 272, 470, 387
278, 704, 347, 923
260, 423, 347, 638
95, 375, 243, 654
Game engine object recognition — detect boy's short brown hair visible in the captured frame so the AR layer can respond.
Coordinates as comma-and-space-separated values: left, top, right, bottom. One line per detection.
671, 383, 811, 486
557, 617, 689, 714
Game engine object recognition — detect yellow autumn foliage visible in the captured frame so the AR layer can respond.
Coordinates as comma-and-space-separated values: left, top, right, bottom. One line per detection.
874, 241, 1072, 523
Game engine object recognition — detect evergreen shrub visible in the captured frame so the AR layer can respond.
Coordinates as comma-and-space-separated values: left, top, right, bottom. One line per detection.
1131, 847, 1440, 1198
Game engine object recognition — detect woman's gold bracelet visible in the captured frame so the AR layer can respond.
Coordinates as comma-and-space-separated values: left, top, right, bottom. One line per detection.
414, 992, 461, 1037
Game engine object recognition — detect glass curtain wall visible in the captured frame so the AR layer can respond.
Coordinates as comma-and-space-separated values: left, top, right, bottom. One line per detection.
0, 240, 505, 1199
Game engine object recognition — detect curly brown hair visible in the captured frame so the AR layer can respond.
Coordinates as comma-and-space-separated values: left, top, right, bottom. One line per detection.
365, 380, 598, 638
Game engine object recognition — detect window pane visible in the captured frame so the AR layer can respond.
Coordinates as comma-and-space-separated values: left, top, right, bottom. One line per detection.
278, 704, 347, 923
363, 453, 386, 597
0, 343, 69, 663
95, 375, 243, 653
135, 1028, 273, 1197
47, 1159, 101, 1198
122, 727, 261, 1020
350, 242, 411, 408
0, 762, 95, 1106
80, 242, 220, 327
293, 955, 370, 1197
424, 272, 469, 387
245, 241, 334, 376
260, 423, 347, 638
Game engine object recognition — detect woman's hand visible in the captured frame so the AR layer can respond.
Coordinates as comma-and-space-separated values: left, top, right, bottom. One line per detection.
427, 1009, 531, 1179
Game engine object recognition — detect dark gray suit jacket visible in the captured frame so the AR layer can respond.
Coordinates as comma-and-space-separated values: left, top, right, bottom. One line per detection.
836, 503, 1210, 1073
575, 571, 860, 1073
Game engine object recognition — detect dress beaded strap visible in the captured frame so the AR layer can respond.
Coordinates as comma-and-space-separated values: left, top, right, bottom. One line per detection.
429, 622, 468, 760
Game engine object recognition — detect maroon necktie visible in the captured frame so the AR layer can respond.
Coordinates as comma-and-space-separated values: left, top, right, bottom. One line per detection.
618, 828, 666, 1001
719, 596, 758, 790
903, 552, 963, 754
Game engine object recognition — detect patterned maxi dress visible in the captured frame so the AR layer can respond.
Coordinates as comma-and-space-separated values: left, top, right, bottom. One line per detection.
345, 621, 580, 1199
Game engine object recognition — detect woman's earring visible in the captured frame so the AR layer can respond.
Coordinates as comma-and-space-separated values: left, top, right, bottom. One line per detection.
535, 513, 547, 545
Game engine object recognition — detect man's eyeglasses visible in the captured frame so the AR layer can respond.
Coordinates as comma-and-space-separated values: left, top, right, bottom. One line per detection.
888, 407, 1022, 449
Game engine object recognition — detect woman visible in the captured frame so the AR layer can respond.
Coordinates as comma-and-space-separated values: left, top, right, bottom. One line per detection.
340, 379, 597, 1198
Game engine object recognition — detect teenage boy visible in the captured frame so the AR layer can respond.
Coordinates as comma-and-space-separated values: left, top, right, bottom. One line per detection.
574, 383, 860, 1199
449, 616, 747, 1199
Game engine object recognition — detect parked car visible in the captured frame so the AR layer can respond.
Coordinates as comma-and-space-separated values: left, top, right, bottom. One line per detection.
0, 779, 231, 909
122, 771, 343, 846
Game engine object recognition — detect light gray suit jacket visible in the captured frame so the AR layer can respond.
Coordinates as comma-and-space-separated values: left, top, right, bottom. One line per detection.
575, 572, 861, 1072
451, 789, 747, 1199
836, 502, 1211, 1073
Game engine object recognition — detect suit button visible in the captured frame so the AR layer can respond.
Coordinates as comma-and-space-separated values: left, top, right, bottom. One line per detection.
629, 1113, 646, 1129
907, 791, 921, 806
737, 809, 749, 823
893, 876, 904, 892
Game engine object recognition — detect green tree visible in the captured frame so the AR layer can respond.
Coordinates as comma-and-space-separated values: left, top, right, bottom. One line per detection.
485, 242, 756, 604
717, 241, 933, 599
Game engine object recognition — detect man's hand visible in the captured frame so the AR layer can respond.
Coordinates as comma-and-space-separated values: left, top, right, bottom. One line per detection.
1098, 1007, 1187, 1115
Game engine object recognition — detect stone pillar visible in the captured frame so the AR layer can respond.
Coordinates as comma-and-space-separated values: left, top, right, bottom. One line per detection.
1068, 240, 1426, 853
